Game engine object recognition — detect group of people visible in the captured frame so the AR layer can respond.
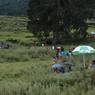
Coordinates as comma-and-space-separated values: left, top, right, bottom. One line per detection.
55, 46, 73, 58
51, 46, 95, 74
51, 46, 73, 73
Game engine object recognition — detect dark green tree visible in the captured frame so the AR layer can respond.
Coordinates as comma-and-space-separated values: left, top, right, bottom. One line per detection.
27, 0, 94, 45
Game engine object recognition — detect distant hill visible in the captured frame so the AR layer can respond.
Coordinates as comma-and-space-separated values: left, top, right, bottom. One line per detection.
0, 0, 94, 17
0, 0, 29, 16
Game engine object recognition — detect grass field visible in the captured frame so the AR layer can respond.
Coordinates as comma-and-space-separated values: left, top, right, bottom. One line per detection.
0, 46, 94, 95
0, 55, 94, 95
0, 15, 95, 95
0, 16, 28, 32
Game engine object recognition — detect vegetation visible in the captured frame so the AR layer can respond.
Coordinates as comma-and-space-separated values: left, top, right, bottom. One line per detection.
0, 16, 36, 46
0, 16, 94, 46
0, 47, 94, 95
0, 15, 94, 95
0, 47, 55, 62
27, 0, 95, 44
0, 16, 28, 32
0, 0, 95, 94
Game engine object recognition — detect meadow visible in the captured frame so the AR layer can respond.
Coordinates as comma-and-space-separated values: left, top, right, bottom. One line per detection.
0, 16, 95, 95
0, 47, 95, 95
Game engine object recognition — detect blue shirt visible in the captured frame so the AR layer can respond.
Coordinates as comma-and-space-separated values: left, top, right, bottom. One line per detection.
51, 64, 62, 69
59, 51, 66, 57
91, 64, 95, 69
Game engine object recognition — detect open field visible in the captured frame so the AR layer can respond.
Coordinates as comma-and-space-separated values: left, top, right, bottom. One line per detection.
0, 16, 95, 95
0, 52, 94, 95
0, 46, 94, 95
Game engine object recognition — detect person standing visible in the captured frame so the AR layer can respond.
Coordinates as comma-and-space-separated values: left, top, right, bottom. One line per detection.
59, 47, 65, 57
56, 46, 61, 58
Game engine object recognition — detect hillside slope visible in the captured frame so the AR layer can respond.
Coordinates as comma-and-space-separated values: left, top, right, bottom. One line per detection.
0, 0, 29, 15
0, 16, 28, 32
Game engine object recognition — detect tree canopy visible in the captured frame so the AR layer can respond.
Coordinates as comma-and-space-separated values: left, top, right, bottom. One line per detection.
27, 0, 95, 44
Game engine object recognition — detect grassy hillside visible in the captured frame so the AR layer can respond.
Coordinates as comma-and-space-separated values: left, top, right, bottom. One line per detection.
0, 16, 28, 32
0, 16, 36, 45
0, 16, 95, 32
0, 16, 95, 46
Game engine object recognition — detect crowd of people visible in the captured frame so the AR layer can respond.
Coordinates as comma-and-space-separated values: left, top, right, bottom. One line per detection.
51, 46, 95, 74
51, 46, 73, 74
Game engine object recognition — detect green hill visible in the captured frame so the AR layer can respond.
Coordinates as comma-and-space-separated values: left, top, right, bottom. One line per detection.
0, 0, 29, 15
0, 16, 38, 46
0, 16, 28, 32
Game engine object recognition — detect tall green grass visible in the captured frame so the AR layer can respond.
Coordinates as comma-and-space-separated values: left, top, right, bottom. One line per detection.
0, 59, 95, 95
0, 47, 55, 62
0, 15, 95, 95
0, 46, 94, 95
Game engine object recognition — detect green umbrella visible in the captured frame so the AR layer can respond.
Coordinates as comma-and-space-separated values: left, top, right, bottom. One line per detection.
72, 45, 95, 67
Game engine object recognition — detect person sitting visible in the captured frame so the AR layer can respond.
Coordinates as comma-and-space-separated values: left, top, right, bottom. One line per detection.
89, 60, 95, 70
51, 63, 64, 73
61, 58, 73, 72
66, 48, 73, 56
51, 57, 64, 73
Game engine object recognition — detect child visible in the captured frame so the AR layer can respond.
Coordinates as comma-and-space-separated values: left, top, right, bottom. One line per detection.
52, 57, 58, 64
